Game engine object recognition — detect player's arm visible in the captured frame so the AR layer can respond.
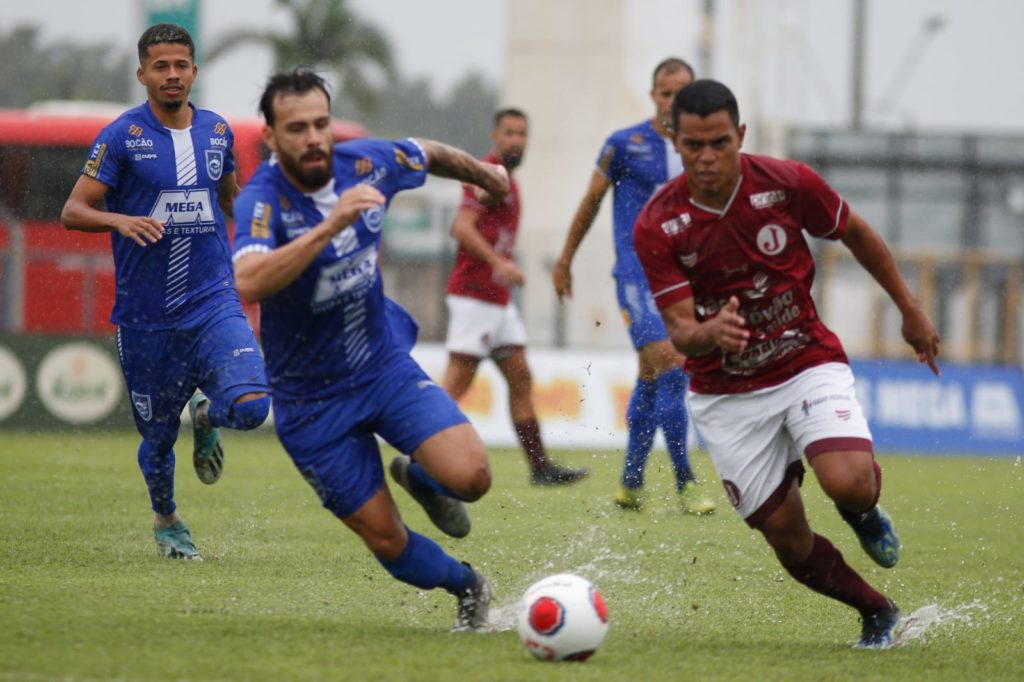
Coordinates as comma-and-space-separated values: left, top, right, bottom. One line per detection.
217, 171, 240, 220
60, 174, 164, 247
552, 170, 613, 301
451, 205, 524, 287
413, 139, 510, 201
234, 184, 385, 302
841, 210, 940, 375
661, 296, 749, 358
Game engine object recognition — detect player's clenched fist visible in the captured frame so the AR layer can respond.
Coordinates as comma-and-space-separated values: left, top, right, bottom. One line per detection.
329, 184, 386, 232
707, 296, 749, 353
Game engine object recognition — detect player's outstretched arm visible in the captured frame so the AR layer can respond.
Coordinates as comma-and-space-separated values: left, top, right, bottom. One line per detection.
552, 171, 613, 302
234, 184, 385, 302
661, 296, 749, 357
841, 210, 941, 375
61, 174, 164, 247
414, 139, 510, 202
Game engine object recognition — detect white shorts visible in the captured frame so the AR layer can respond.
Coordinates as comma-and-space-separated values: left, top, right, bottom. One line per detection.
686, 362, 873, 527
445, 295, 528, 358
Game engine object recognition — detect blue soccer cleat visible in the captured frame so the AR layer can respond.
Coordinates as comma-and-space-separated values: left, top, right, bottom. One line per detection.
845, 504, 900, 568
190, 392, 224, 485
855, 601, 900, 650
154, 521, 202, 560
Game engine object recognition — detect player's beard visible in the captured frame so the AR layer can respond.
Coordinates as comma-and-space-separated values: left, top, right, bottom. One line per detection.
280, 148, 333, 190
500, 149, 523, 170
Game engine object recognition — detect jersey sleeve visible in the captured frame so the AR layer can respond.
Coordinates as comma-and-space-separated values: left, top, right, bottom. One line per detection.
594, 132, 623, 182
382, 138, 429, 192
232, 189, 279, 262
634, 205, 692, 309
796, 163, 849, 240
81, 125, 125, 190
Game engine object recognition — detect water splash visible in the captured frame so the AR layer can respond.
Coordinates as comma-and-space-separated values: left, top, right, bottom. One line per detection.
894, 600, 987, 646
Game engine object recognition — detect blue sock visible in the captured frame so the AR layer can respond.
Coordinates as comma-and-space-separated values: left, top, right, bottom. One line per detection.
622, 378, 658, 489
407, 459, 464, 501
209, 395, 270, 431
137, 438, 176, 515
377, 528, 477, 594
656, 368, 693, 489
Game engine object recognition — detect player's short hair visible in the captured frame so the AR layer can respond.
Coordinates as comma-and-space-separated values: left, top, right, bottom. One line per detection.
651, 57, 695, 88
671, 79, 740, 130
259, 69, 333, 127
493, 107, 527, 129
138, 23, 195, 63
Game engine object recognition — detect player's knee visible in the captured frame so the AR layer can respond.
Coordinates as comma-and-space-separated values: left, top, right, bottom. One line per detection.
226, 395, 271, 431
458, 459, 492, 502
822, 467, 876, 511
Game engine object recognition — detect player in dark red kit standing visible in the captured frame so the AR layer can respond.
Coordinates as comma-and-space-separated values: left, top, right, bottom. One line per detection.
441, 109, 588, 486
634, 79, 941, 649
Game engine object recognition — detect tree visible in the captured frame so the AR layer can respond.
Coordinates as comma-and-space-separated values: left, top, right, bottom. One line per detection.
206, 0, 394, 117
0, 25, 131, 107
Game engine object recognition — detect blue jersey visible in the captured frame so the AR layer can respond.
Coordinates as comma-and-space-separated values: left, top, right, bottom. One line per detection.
232, 138, 428, 401
595, 119, 683, 281
82, 101, 239, 329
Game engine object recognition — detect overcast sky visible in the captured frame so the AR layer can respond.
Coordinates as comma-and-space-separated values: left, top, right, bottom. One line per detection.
4, 0, 1023, 133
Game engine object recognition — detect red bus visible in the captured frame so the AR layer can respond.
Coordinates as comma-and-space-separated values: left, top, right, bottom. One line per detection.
0, 104, 367, 335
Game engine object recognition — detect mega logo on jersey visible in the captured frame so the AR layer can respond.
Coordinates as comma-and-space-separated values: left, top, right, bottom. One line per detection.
150, 189, 215, 227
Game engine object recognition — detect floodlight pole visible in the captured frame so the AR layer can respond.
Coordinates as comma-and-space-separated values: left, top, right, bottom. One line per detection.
851, 0, 867, 130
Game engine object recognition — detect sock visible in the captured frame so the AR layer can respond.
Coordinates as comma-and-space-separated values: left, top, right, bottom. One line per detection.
376, 528, 477, 594
837, 460, 884, 524
407, 459, 464, 501
209, 395, 270, 431
513, 419, 549, 470
622, 378, 658, 489
655, 368, 693, 489
137, 438, 176, 516
782, 534, 891, 616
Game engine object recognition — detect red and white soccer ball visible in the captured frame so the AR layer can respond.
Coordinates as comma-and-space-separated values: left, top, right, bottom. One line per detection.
516, 573, 609, 662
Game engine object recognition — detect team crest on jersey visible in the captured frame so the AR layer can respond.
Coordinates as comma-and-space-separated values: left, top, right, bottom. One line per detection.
205, 149, 224, 181
131, 391, 152, 422
361, 205, 385, 233
214, 122, 227, 135
355, 157, 374, 175
128, 124, 143, 137
757, 224, 787, 255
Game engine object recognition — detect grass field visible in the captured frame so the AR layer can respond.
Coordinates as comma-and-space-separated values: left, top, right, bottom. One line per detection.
2, 430, 1022, 681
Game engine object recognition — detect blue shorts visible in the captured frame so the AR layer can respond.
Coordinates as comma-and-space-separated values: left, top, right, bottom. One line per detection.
117, 307, 268, 443
273, 353, 468, 519
616, 276, 669, 351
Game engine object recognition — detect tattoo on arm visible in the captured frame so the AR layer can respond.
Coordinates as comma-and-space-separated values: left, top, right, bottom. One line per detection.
416, 139, 499, 193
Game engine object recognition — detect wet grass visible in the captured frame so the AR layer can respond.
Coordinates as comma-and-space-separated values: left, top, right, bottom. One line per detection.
1, 430, 1021, 681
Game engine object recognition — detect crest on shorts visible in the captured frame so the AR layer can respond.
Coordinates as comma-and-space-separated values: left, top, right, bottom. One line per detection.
131, 391, 152, 422
206, 149, 224, 181
722, 479, 742, 509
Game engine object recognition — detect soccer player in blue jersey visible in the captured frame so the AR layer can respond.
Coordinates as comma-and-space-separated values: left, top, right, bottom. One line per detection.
552, 57, 715, 514
231, 69, 509, 631
61, 24, 270, 560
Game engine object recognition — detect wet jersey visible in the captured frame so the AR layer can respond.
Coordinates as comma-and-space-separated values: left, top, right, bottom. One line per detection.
232, 138, 427, 400
82, 101, 239, 329
445, 153, 519, 305
634, 153, 851, 394
596, 119, 683, 281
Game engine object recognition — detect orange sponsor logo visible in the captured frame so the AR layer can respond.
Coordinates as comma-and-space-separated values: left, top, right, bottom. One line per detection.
128, 124, 143, 137
355, 157, 374, 175
214, 122, 227, 135
533, 378, 582, 420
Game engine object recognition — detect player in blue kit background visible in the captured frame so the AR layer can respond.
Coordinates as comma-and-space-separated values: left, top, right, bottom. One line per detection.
61, 24, 270, 560
553, 57, 715, 514
232, 69, 509, 631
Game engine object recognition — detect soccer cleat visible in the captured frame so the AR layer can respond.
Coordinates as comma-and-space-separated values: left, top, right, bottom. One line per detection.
530, 463, 589, 487
452, 564, 493, 632
844, 504, 901, 568
614, 486, 644, 511
678, 480, 716, 515
389, 455, 471, 538
190, 392, 224, 485
855, 601, 900, 650
154, 521, 202, 560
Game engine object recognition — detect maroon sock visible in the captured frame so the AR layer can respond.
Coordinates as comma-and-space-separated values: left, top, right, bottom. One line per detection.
782, 534, 891, 616
513, 419, 548, 470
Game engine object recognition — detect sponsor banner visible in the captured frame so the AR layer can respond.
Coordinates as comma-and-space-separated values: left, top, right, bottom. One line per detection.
850, 359, 1023, 455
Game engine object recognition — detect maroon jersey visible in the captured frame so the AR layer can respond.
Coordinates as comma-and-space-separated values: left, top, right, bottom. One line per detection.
445, 153, 519, 306
634, 153, 851, 394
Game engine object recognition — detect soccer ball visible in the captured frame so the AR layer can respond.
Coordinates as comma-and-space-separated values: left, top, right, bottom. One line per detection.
516, 573, 609, 662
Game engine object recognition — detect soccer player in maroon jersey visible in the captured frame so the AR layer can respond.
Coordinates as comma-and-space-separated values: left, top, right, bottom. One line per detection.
634, 79, 941, 649
442, 108, 588, 486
